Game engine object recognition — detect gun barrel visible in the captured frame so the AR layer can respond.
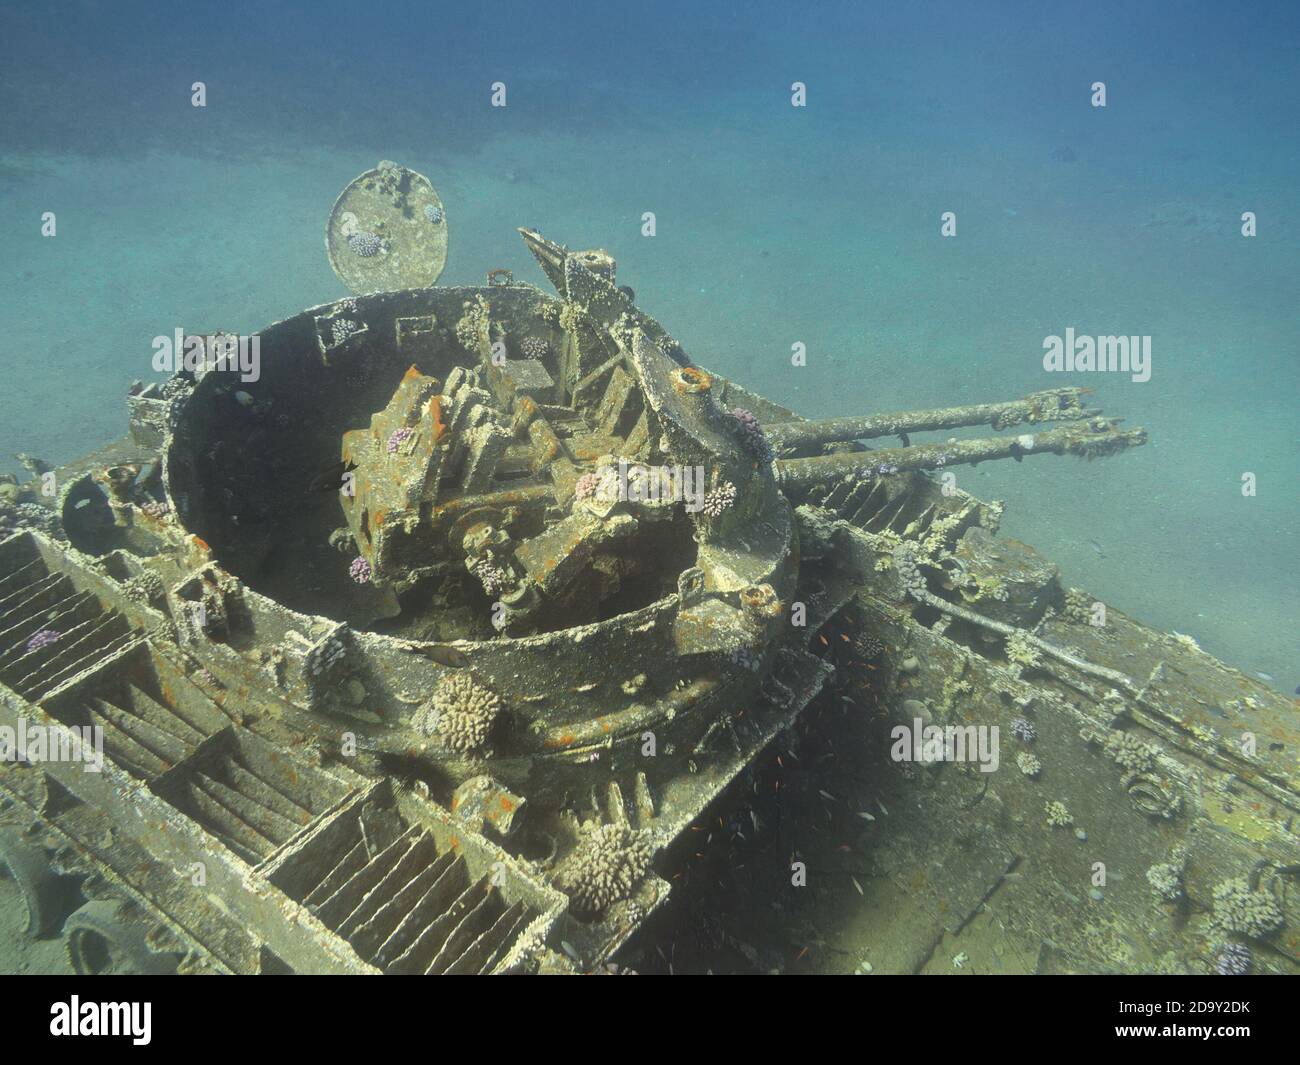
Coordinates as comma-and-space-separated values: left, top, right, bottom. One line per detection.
775, 419, 1147, 490
763, 388, 1097, 451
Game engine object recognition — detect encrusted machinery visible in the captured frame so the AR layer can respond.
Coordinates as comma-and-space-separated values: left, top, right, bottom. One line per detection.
0, 173, 1295, 975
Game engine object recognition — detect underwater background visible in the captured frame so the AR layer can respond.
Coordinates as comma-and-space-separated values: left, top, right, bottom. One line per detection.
1, 0, 1296, 697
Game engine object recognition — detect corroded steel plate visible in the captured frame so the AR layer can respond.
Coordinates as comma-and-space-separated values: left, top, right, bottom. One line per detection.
326, 161, 447, 293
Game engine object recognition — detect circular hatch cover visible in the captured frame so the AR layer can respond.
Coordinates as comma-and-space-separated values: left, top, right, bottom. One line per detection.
326, 160, 447, 293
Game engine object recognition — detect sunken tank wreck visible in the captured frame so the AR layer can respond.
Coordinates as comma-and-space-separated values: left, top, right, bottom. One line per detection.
1, 165, 1297, 976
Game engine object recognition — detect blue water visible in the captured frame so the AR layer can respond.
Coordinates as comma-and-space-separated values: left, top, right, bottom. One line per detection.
1, 0, 1296, 687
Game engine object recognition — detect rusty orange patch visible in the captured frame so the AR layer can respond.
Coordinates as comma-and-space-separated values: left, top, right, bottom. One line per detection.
428, 395, 447, 441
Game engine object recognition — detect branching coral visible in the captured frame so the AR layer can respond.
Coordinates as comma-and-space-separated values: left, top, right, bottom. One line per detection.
557, 823, 653, 914
468, 556, 509, 597
1010, 717, 1036, 743
702, 480, 736, 517
1006, 631, 1043, 671
1016, 752, 1041, 777
1146, 862, 1183, 902
1212, 877, 1282, 938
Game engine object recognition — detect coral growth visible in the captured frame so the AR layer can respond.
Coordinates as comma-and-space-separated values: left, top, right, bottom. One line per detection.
958, 572, 1009, 604
123, 571, 165, 605
574, 471, 602, 501
1215, 943, 1252, 975
1063, 587, 1097, 624
0, 500, 62, 539
1006, 631, 1042, 671
455, 296, 490, 351
1010, 717, 1036, 743
349, 556, 372, 585
891, 542, 928, 600
160, 375, 192, 402
730, 408, 774, 464
386, 427, 414, 453
414, 672, 502, 754
24, 629, 59, 653
855, 632, 886, 660
330, 318, 362, 346
1212, 877, 1283, 938
469, 556, 509, 597
1103, 730, 1157, 773
702, 480, 737, 517
520, 336, 549, 360
558, 823, 653, 914
347, 232, 383, 257
1146, 862, 1183, 902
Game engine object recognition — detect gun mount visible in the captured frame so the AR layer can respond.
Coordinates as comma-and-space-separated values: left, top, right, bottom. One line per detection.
1, 167, 1294, 977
